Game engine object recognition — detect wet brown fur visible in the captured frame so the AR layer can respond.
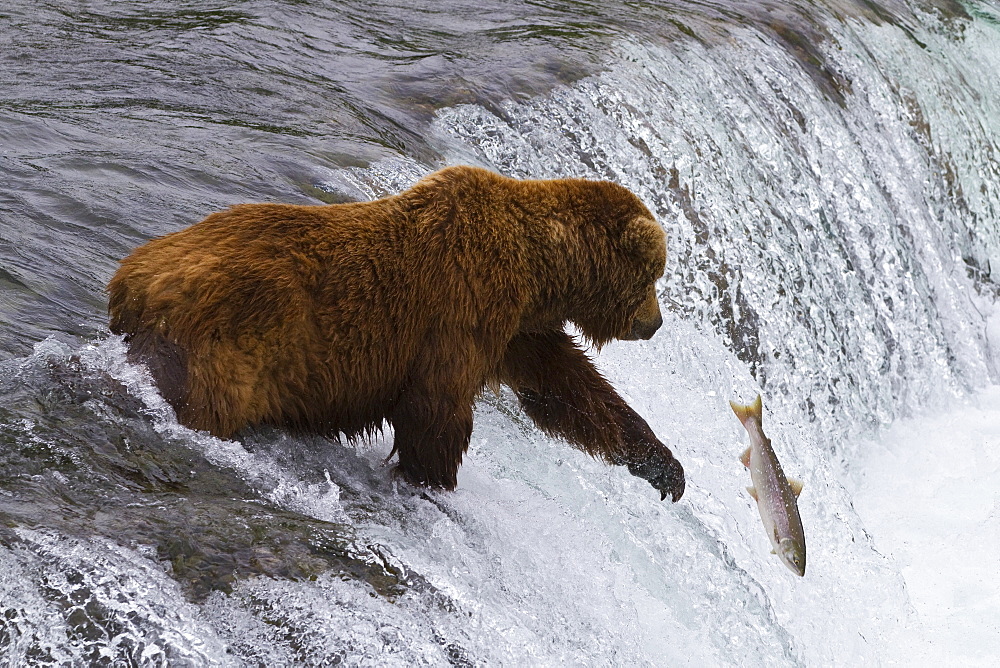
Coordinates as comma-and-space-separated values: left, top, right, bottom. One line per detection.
107, 166, 684, 499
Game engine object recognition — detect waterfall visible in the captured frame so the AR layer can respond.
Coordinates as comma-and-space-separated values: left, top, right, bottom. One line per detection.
1, 1, 999, 664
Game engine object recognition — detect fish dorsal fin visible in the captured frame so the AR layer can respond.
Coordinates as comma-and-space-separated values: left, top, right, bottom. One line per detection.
746, 486, 758, 501
787, 478, 804, 497
740, 447, 751, 468
730, 395, 763, 427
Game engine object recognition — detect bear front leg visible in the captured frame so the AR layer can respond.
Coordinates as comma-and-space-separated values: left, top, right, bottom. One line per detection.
499, 330, 685, 502
390, 366, 476, 491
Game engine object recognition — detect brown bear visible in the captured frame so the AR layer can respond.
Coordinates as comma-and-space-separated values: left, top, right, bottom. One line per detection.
107, 165, 685, 501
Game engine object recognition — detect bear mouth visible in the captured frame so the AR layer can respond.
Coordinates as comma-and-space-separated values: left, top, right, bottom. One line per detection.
625, 312, 663, 340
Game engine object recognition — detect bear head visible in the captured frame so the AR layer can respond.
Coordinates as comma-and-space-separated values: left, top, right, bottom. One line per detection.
555, 182, 667, 347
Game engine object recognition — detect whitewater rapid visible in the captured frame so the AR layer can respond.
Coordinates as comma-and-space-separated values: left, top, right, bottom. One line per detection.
852, 385, 1000, 664
3, 0, 1000, 664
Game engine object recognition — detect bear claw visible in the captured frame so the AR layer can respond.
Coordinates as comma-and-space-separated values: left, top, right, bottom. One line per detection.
624, 453, 685, 502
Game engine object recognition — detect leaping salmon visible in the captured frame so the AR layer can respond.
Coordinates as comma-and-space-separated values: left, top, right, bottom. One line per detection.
730, 395, 806, 576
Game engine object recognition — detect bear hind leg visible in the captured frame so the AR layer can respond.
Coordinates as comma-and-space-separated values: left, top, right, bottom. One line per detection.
124, 329, 189, 409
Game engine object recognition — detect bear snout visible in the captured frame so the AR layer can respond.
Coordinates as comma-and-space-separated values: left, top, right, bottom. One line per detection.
623, 287, 662, 340
626, 311, 662, 340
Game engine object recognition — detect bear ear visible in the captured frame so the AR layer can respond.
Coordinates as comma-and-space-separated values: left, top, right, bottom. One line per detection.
622, 216, 667, 276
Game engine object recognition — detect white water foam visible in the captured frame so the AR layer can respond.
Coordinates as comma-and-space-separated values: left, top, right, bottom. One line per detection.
71, 335, 352, 526
851, 386, 1000, 665
0, 528, 229, 665
6, 4, 1000, 663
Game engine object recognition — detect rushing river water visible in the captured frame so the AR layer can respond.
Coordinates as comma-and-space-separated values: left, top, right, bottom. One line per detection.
2, 0, 1000, 665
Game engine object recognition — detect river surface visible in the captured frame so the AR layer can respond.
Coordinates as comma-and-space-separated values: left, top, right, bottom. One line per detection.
2, 0, 999, 665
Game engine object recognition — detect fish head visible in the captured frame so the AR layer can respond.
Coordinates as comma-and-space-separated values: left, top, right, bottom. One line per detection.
778, 537, 806, 576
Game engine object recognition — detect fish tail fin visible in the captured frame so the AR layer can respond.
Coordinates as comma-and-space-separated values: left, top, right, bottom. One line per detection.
729, 394, 764, 427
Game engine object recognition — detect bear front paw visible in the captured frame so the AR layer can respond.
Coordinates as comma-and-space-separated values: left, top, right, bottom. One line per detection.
391, 462, 459, 492
623, 451, 685, 502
